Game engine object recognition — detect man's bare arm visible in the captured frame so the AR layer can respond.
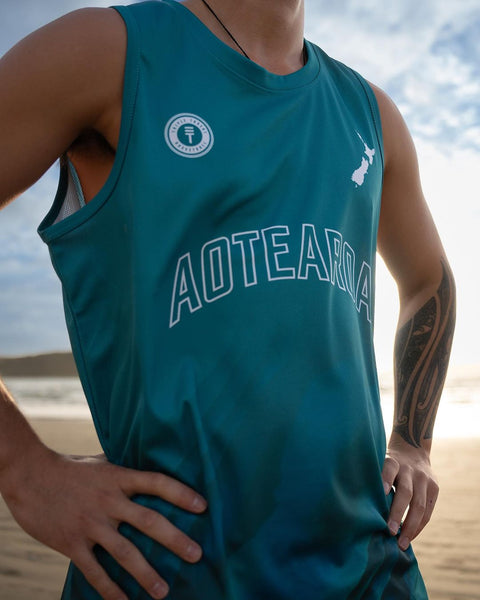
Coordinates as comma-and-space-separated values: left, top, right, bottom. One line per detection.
0, 11, 207, 600
0, 8, 124, 207
394, 259, 455, 448
372, 84, 456, 551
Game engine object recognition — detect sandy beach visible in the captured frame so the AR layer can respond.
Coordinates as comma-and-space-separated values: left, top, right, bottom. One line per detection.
0, 419, 479, 600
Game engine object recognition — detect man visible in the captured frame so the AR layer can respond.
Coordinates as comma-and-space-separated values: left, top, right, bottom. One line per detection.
0, 1, 455, 599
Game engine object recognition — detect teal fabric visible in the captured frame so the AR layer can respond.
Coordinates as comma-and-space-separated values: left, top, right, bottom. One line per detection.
38, 1, 428, 598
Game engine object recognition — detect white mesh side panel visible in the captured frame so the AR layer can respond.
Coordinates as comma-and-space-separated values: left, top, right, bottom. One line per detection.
54, 165, 82, 224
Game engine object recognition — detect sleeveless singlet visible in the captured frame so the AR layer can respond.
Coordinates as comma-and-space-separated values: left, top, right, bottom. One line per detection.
38, 1, 428, 598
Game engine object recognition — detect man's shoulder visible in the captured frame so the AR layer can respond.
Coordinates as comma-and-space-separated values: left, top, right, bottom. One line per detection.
2, 7, 127, 85
19, 7, 127, 102
44, 7, 126, 52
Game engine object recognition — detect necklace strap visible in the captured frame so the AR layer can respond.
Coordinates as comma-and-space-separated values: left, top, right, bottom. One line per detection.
198, 0, 307, 67
199, 0, 250, 59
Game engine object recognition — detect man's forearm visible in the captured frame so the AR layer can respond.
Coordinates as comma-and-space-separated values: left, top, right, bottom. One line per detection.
0, 376, 44, 491
393, 259, 456, 449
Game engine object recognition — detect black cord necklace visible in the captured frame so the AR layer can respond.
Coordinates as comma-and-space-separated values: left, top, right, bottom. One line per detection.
199, 0, 250, 59
198, 0, 308, 66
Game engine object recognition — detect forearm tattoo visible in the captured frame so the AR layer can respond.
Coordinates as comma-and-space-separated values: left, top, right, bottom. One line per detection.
393, 260, 456, 448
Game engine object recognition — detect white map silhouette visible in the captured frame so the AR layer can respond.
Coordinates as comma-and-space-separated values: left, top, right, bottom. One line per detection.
351, 132, 376, 186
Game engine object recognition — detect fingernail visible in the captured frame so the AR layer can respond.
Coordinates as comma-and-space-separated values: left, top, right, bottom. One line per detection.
388, 520, 399, 536
187, 543, 203, 562
398, 535, 410, 551
192, 496, 208, 511
383, 481, 390, 495
152, 581, 169, 599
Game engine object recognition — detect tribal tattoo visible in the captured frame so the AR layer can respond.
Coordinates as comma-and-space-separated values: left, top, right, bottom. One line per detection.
393, 260, 456, 448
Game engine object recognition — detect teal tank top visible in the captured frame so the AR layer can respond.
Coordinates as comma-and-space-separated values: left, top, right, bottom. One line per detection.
38, 1, 428, 598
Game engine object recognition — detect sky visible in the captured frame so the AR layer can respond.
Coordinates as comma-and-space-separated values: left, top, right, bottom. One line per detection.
0, 0, 479, 371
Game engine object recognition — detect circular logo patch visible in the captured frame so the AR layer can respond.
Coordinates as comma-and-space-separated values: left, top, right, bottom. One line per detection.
164, 113, 214, 158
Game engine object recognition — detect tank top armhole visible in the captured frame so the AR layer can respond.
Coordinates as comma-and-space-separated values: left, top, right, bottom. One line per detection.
37, 5, 141, 244
350, 71, 385, 175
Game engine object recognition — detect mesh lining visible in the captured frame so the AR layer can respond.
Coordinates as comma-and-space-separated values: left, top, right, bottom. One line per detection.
54, 160, 86, 224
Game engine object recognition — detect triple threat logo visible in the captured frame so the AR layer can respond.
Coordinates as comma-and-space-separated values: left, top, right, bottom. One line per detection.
165, 113, 214, 158
169, 224, 373, 328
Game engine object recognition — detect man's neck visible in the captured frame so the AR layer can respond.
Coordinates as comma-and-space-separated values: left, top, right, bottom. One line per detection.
180, 0, 306, 75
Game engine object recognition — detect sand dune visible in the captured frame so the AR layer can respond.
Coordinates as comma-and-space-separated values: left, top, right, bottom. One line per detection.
0, 353, 77, 378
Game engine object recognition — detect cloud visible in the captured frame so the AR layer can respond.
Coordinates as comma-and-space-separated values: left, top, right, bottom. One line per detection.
390, 21, 480, 151
305, 0, 480, 152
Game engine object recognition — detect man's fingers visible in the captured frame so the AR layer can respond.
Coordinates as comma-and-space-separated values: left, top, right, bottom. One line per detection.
387, 469, 439, 551
122, 502, 203, 563
99, 527, 170, 599
397, 482, 427, 551
2, 450, 207, 600
383, 439, 439, 551
382, 455, 400, 495
74, 548, 129, 600
121, 469, 208, 514
387, 469, 413, 538
413, 482, 439, 539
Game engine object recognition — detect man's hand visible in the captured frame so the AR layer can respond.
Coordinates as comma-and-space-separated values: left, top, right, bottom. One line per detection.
1, 444, 208, 600
382, 433, 439, 552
